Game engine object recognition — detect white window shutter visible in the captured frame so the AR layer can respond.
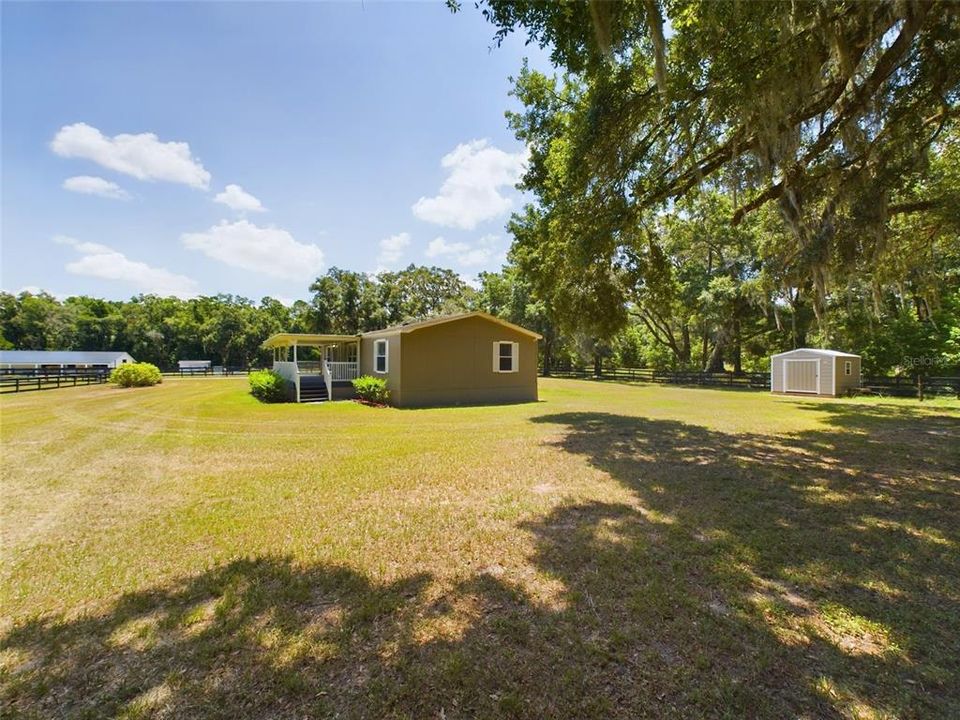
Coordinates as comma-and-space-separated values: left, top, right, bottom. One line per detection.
512, 342, 519, 372
492, 342, 499, 372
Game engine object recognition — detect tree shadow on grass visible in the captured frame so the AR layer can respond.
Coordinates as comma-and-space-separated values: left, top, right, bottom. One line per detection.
2, 406, 958, 718
528, 408, 960, 718
2, 558, 434, 718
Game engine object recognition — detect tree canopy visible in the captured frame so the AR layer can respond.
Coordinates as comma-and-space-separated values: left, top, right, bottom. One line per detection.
460, 0, 960, 373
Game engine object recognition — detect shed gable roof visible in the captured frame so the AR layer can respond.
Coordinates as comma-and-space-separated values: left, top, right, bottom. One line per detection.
771, 348, 860, 359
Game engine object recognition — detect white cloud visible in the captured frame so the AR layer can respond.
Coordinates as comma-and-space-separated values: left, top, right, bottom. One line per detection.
62, 175, 130, 200
214, 184, 266, 213
12, 285, 67, 299
50, 122, 211, 189
55, 235, 198, 298
458, 273, 482, 290
376, 232, 411, 270
412, 139, 528, 230
426, 237, 469, 258
425, 234, 504, 267
181, 220, 325, 281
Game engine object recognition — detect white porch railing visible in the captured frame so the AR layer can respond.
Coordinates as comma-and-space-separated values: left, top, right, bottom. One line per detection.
273, 361, 300, 402
273, 359, 358, 402
328, 362, 359, 381
322, 360, 332, 401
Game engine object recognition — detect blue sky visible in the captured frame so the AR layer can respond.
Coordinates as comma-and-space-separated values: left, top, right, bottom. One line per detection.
1, 1, 550, 303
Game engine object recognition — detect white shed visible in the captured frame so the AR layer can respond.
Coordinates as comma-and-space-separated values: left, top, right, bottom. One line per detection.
770, 348, 861, 397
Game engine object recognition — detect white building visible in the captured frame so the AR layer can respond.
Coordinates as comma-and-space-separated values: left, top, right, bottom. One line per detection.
0, 350, 136, 372
770, 348, 861, 397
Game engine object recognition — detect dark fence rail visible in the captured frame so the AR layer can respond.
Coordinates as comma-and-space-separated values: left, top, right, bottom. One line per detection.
0, 367, 110, 376
0, 371, 109, 394
160, 366, 248, 377
858, 375, 960, 398
540, 364, 960, 398
542, 365, 770, 389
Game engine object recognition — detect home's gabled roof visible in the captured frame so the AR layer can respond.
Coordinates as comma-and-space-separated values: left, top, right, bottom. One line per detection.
0, 350, 134, 365
771, 348, 860, 358
263, 313, 543, 348
360, 311, 543, 340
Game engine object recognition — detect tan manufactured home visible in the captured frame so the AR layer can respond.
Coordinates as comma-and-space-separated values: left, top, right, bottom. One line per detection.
262, 312, 541, 407
770, 348, 861, 397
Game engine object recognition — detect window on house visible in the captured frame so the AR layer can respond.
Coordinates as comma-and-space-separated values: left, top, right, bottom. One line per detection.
844, 360, 852, 376
374, 339, 388, 373
494, 341, 518, 373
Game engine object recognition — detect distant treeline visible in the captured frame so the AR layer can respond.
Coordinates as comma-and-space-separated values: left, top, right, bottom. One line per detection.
0, 265, 473, 369
3, 260, 958, 376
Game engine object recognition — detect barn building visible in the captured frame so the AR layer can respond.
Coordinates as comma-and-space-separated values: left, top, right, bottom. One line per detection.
0, 350, 135, 373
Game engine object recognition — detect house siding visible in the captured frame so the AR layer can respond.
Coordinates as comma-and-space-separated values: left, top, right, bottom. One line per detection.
396, 315, 538, 407
359, 332, 402, 406
834, 356, 861, 395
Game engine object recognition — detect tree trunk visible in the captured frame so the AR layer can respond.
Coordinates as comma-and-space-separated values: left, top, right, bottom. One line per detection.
593, 353, 602, 377
706, 333, 726, 373
680, 324, 692, 364
732, 317, 743, 374
789, 291, 807, 348
702, 248, 713, 367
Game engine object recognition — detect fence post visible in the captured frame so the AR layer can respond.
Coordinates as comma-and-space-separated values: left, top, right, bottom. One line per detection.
917, 374, 924, 402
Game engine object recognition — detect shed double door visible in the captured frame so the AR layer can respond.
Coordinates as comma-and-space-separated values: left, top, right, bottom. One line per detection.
784, 359, 819, 394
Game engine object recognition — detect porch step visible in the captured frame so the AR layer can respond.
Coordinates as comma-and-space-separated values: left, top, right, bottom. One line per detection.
299, 391, 328, 402
299, 377, 328, 403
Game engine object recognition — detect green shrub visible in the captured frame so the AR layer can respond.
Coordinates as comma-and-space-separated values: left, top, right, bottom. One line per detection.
352, 375, 390, 405
110, 362, 163, 387
248, 369, 289, 403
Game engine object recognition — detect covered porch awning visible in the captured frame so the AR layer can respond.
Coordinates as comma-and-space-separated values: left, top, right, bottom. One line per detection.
261, 333, 359, 349
263, 333, 361, 389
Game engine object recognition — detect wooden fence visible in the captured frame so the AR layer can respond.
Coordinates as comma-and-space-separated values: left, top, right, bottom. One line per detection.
540, 364, 960, 398
542, 365, 770, 389
858, 375, 960, 398
0, 371, 109, 394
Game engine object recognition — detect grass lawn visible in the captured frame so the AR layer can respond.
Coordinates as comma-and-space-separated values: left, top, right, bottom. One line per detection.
1, 377, 958, 719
